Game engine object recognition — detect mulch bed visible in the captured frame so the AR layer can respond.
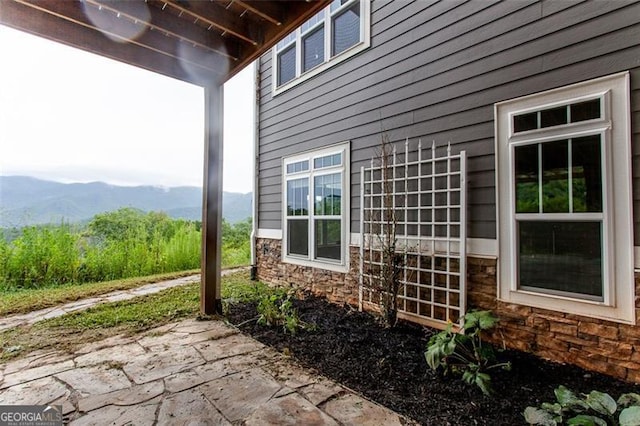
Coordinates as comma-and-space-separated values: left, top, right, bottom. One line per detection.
226, 295, 640, 425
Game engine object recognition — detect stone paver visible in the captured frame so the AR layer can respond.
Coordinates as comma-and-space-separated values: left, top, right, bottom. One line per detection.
323, 393, 409, 426
0, 376, 69, 405
156, 388, 230, 426
1, 360, 75, 390
193, 333, 265, 361
199, 368, 283, 422
0, 307, 416, 424
77, 381, 164, 413
74, 342, 146, 367
245, 392, 339, 426
55, 365, 132, 396
123, 345, 205, 384
70, 397, 161, 426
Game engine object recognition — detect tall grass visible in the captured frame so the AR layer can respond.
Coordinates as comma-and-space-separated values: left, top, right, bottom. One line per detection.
0, 209, 251, 291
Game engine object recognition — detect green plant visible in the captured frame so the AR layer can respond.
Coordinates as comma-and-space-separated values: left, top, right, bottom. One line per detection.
524, 385, 640, 426
256, 292, 315, 335
424, 310, 510, 395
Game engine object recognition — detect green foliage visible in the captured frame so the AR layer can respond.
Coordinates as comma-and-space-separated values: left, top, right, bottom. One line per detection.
524, 386, 640, 426
256, 290, 315, 335
424, 310, 511, 396
221, 218, 251, 268
0, 210, 252, 290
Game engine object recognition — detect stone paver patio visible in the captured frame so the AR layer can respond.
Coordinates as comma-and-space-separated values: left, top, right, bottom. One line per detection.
0, 318, 416, 425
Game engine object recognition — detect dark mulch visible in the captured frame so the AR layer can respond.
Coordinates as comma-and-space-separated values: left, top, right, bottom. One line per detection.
226, 295, 640, 425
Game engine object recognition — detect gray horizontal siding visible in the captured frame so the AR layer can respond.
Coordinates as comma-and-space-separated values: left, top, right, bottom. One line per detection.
257, 0, 640, 242
632, 68, 640, 242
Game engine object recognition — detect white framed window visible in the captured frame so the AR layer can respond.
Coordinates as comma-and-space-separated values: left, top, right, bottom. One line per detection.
283, 142, 350, 272
272, 0, 370, 95
495, 72, 634, 323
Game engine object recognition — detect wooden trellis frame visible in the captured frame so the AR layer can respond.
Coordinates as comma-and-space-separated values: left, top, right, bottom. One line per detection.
359, 139, 467, 329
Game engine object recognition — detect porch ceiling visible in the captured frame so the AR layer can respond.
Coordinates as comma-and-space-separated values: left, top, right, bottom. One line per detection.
0, 0, 331, 86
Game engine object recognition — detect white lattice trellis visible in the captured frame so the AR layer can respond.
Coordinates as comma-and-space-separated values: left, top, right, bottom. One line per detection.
359, 139, 467, 329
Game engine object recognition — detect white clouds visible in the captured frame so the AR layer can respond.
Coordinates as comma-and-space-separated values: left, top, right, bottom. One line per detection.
0, 25, 253, 193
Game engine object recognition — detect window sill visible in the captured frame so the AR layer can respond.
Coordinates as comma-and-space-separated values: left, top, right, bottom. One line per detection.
498, 288, 635, 325
282, 255, 350, 273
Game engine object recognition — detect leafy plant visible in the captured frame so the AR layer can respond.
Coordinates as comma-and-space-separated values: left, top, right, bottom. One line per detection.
424, 310, 510, 395
524, 385, 640, 426
256, 292, 315, 335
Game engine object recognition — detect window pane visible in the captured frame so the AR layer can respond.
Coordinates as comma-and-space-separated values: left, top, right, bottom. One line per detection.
515, 144, 539, 213
332, 2, 360, 56
571, 99, 601, 122
518, 221, 602, 298
315, 219, 341, 260
540, 106, 568, 128
330, 0, 350, 12
314, 173, 342, 215
542, 140, 569, 213
301, 10, 325, 33
303, 27, 325, 72
287, 178, 309, 216
286, 160, 309, 174
314, 153, 342, 169
288, 219, 309, 256
572, 135, 602, 212
278, 45, 296, 86
514, 112, 537, 132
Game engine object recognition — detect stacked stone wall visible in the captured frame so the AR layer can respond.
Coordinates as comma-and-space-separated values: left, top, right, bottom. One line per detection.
468, 257, 640, 382
256, 237, 640, 382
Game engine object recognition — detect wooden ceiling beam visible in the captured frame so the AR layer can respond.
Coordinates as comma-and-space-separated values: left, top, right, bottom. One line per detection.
7, 0, 233, 74
162, 0, 258, 46
230, 0, 282, 26
87, 0, 241, 60
0, 0, 217, 85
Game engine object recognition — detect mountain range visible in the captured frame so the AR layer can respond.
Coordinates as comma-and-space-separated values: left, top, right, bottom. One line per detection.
0, 176, 252, 227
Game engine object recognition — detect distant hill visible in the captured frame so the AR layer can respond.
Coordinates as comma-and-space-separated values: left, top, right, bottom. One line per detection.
0, 176, 252, 227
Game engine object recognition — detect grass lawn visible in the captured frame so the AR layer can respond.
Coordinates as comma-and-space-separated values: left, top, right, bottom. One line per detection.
0, 270, 200, 317
0, 271, 268, 362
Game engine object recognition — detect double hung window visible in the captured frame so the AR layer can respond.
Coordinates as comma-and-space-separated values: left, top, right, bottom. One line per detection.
273, 0, 369, 93
283, 143, 349, 271
495, 72, 634, 323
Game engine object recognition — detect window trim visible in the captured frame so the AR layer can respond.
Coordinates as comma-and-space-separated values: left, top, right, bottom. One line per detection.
282, 142, 350, 272
495, 72, 634, 324
272, 0, 370, 96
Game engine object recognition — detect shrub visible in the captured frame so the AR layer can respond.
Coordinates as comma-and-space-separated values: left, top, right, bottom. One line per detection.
424, 310, 511, 395
256, 291, 315, 335
524, 386, 640, 426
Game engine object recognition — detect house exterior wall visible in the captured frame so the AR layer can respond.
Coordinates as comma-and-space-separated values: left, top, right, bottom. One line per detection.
258, 0, 640, 240
256, 0, 640, 381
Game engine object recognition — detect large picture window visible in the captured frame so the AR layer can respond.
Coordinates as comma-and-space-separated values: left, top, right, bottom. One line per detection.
495, 72, 634, 323
273, 0, 370, 93
283, 143, 349, 271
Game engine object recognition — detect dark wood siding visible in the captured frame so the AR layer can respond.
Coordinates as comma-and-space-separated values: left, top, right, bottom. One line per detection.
258, 0, 640, 241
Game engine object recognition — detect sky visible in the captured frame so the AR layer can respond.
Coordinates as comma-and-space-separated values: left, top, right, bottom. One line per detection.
0, 25, 254, 193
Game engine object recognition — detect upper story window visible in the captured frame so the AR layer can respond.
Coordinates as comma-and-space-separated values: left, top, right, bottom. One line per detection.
273, 0, 370, 94
495, 72, 634, 324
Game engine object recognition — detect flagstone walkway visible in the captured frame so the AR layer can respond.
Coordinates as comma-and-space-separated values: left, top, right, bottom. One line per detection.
0, 270, 416, 424
0, 318, 415, 425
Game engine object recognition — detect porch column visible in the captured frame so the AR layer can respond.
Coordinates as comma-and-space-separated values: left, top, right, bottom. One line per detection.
201, 83, 224, 315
